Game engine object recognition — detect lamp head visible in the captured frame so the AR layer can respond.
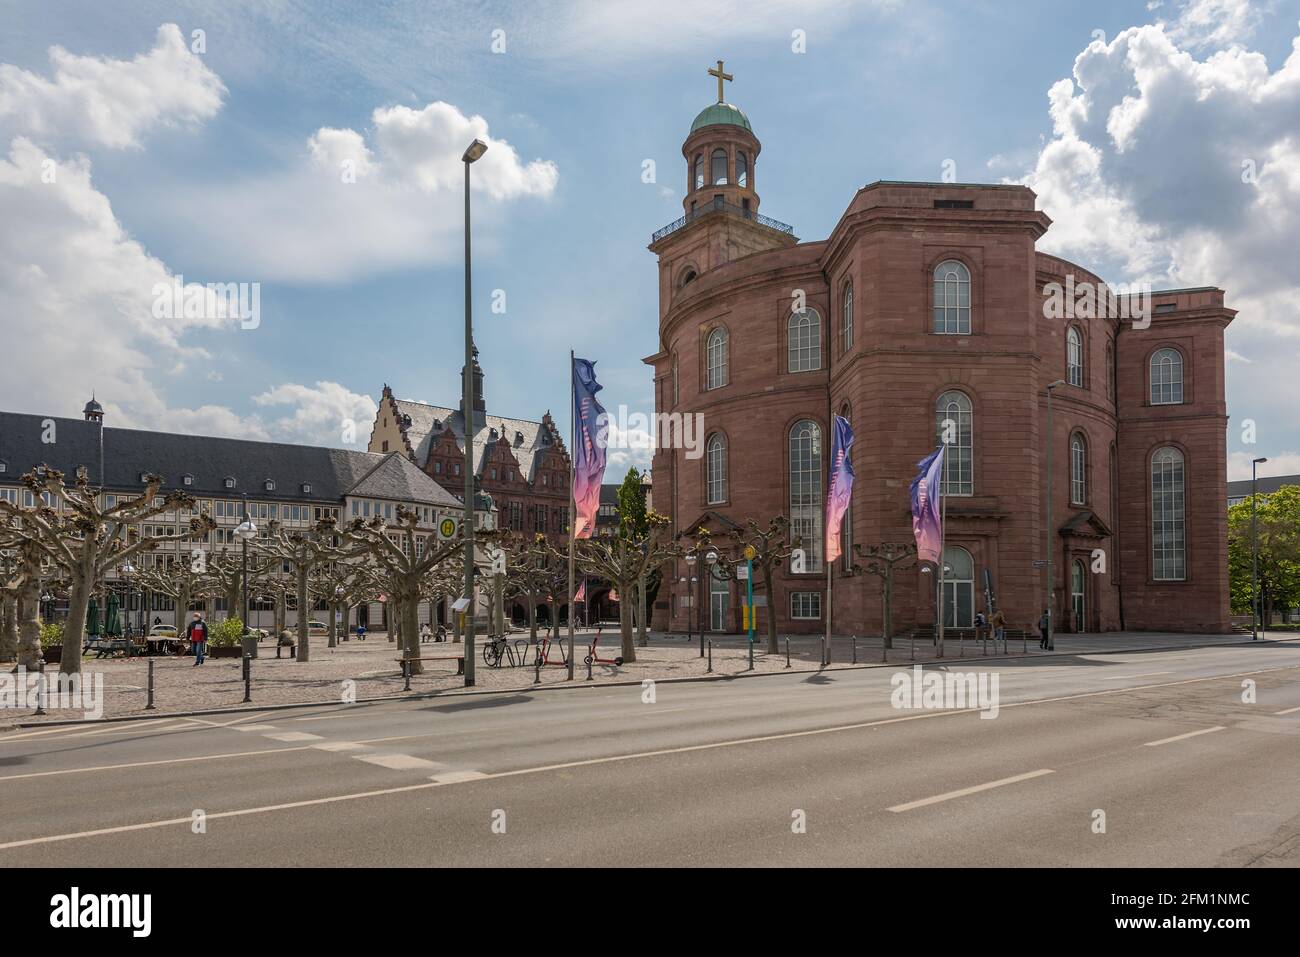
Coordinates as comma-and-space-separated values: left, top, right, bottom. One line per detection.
462, 139, 488, 163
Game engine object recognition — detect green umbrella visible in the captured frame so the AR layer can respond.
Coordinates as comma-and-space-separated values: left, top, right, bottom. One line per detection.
86, 597, 101, 637
104, 592, 122, 637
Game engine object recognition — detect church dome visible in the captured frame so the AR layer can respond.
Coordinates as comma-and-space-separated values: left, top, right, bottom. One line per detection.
690, 102, 752, 134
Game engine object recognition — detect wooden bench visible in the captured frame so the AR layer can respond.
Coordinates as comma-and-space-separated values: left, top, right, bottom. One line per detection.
85, 638, 133, 659
396, 656, 465, 682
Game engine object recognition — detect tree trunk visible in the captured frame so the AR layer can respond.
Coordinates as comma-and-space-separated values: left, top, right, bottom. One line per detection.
16, 579, 42, 669
0, 594, 17, 664
402, 592, 422, 675
275, 590, 286, 636
619, 589, 636, 663
295, 566, 310, 662
527, 594, 537, 643
763, 564, 779, 654
328, 603, 338, 649
61, 573, 92, 675
636, 572, 648, 647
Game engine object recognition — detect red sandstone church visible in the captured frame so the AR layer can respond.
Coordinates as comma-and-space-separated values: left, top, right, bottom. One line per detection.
645, 65, 1232, 638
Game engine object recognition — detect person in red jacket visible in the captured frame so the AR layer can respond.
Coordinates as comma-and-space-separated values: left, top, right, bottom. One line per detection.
185, 612, 209, 666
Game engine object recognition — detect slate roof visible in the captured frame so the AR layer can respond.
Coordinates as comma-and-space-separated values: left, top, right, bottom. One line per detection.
0, 410, 456, 506
390, 398, 559, 481
347, 452, 462, 508
1226, 475, 1299, 499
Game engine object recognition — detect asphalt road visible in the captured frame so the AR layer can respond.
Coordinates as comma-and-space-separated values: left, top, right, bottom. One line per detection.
1, 641, 1298, 866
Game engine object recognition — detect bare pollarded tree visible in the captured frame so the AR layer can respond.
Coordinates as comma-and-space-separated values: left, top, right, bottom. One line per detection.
704, 516, 802, 655
252, 518, 368, 662
0, 526, 46, 668
0, 468, 214, 675
570, 512, 678, 664
346, 510, 464, 675
201, 546, 276, 626
310, 556, 381, 649
137, 552, 212, 631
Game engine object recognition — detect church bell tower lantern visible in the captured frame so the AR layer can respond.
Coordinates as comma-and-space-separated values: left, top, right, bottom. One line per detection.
683, 60, 762, 219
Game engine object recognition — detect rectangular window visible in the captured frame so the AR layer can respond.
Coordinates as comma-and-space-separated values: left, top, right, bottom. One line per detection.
791, 592, 822, 620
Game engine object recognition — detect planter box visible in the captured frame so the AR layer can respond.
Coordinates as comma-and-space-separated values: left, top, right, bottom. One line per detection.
42, 646, 62, 664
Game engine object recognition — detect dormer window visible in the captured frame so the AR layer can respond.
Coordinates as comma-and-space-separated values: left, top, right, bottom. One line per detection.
140, 472, 150, 483
224, 477, 236, 489
264, 479, 276, 491
75, 465, 88, 481
0, 461, 6, 473
182, 474, 194, 486
302, 483, 312, 493
514, 431, 523, 446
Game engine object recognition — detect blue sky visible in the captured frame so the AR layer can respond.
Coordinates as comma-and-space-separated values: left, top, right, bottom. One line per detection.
2, 0, 1298, 479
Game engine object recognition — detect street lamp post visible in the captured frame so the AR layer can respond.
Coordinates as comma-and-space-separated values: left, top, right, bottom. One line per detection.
234, 496, 258, 644
120, 563, 135, 656
678, 575, 691, 644
461, 137, 487, 687
684, 552, 698, 655
1044, 379, 1066, 652
1252, 456, 1268, 640
703, 548, 718, 652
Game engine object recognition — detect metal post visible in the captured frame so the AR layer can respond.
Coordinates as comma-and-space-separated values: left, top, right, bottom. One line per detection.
852, 634, 857, 665
403, 658, 411, 692
35, 660, 47, 716
242, 654, 252, 703
785, 637, 790, 668
1252, 457, 1267, 640
146, 658, 156, 710
820, 636, 826, 669
461, 148, 479, 688
586, 654, 593, 681
707, 639, 713, 674
533, 656, 542, 685
241, 493, 250, 645
1045, 380, 1064, 651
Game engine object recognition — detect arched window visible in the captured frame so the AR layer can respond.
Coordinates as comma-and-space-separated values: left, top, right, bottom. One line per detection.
711, 148, 728, 186
706, 327, 728, 390
787, 308, 821, 372
736, 151, 748, 188
706, 433, 727, 504
935, 390, 973, 496
933, 260, 971, 334
941, 545, 974, 628
1067, 325, 1084, 386
1070, 432, 1087, 505
693, 154, 704, 191
841, 280, 854, 352
1071, 560, 1086, 633
1151, 447, 1186, 580
789, 420, 823, 572
1150, 348, 1184, 404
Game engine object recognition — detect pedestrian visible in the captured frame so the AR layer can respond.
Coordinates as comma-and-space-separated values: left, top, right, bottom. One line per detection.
1038, 609, 1050, 650
974, 611, 987, 642
420, 623, 431, 644
186, 612, 209, 666
991, 609, 1007, 648
357, 622, 367, 641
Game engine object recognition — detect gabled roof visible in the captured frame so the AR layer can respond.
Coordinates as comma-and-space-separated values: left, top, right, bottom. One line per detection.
1227, 474, 1299, 498
1058, 509, 1113, 538
390, 398, 563, 481
0, 410, 380, 503
346, 452, 461, 508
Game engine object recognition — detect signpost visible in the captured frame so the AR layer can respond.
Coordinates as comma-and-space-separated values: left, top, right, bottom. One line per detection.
743, 545, 756, 669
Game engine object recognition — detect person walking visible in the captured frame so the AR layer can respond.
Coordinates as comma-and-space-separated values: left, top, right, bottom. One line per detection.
991, 608, 1007, 649
356, 622, 367, 641
186, 612, 209, 666
1038, 609, 1050, 650
420, 623, 432, 644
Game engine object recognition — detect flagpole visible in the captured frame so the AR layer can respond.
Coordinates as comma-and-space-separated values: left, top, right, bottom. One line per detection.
567, 350, 577, 680
937, 446, 946, 658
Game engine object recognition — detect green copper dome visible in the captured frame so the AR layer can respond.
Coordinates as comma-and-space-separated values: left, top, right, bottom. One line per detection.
690, 103, 752, 134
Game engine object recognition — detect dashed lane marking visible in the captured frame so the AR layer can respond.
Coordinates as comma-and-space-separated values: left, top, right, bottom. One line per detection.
262, 732, 324, 743
1143, 726, 1226, 747
353, 753, 444, 771
887, 769, 1056, 813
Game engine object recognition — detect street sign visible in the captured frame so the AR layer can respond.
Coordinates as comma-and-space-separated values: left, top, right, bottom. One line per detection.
437, 517, 458, 540
451, 597, 472, 613
743, 545, 756, 561
1032, 560, 1047, 567
736, 565, 749, 580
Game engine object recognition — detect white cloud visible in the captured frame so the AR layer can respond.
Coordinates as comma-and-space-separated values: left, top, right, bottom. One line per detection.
162, 100, 558, 283
0, 23, 224, 150
1167, 0, 1264, 49
1229, 450, 1300, 481
1015, 21, 1300, 473
253, 382, 378, 448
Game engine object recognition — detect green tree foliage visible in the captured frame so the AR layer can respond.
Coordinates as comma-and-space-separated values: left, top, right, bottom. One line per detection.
1228, 485, 1300, 621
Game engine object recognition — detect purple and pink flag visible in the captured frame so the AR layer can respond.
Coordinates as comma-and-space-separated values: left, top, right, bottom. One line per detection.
909, 446, 945, 565
825, 415, 856, 564
572, 357, 607, 540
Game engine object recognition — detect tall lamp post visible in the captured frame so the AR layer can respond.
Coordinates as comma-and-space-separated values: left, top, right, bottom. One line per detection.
120, 563, 135, 654
1252, 456, 1268, 640
461, 137, 488, 687
234, 496, 258, 642
1044, 379, 1066, 651
684, 552, 698, 654
678, 574, 691, 644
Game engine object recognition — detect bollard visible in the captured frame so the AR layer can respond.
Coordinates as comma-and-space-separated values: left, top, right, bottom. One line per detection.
146, 658, 156, 710
1023, 630, 1027, 655
911, 633, 916, 661
534, 657, 542, 685
35, 660, 47, 716
242, 654, 252, 703
707, 639, 713, 674
882, 637, 888, 664
851, 634, 857, 665
960, 632, 965, 657
819, 637, 826, 669
402, 658, 411, 692
785, 638, 791, 669
586, 655, 593, 681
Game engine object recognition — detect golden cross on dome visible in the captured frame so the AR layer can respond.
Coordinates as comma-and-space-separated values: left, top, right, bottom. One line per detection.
708, 59, 733, 104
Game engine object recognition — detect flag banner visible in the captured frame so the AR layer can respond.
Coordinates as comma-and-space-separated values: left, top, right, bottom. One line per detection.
909, 446, 945, 566
572, 357, 607, 539
574, 580, 586, 601
609, 589, 619, 602
825, 414, 856, 563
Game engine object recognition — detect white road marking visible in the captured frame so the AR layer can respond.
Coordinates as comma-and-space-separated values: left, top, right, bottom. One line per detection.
311, 741, 369, 752
234, 724, 279, 733
1144, 726, 1226, 747
887, 769, 1056, 813
263, 732, 323, 742
1273, 706, 1300, 716
0, 745, 316, 781
430, 770, 487, 784
354, 753, 443, 771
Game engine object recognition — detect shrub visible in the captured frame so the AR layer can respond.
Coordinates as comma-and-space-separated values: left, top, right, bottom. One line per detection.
39, 622, 64, 648
209, 618, 246, 647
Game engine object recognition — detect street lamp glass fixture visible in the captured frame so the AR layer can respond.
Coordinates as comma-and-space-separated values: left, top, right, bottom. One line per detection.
234, 518, 258, 541
462, 139, 488, 163
685, 552, 697, 566
705, 549, 719, 565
